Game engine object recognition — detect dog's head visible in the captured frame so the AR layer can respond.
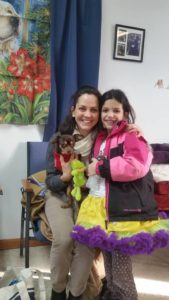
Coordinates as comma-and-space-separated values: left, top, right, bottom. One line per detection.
51, 133, 76, 155
0, 1, 20, 55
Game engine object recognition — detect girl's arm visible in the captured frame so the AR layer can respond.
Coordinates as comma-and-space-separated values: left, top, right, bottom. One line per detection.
96, 133, 152, 182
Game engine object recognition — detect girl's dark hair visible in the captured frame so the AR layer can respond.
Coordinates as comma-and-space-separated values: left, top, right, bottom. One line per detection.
101, 89, 136, 123
58, 85, 101, 134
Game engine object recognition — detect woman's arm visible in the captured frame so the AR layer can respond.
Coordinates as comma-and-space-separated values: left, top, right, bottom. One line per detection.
126, 123, 143, 137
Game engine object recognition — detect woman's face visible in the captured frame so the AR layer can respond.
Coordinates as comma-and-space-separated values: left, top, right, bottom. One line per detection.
72, 93, 99, 136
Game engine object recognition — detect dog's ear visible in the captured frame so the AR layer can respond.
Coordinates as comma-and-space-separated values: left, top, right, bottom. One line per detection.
50, 132, 61, 144
74, 134, 83, 142
50, 133, 62, 153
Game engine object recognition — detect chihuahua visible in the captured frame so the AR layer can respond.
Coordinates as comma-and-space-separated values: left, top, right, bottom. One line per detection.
51, 132, 82, 208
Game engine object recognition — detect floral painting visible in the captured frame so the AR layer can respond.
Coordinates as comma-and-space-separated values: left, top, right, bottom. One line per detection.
0, 0, 51, 124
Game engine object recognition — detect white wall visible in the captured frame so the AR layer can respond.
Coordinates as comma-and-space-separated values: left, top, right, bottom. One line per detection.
0, 125, 44, 239
1, 0, 169, 239
99, 0, 169, 143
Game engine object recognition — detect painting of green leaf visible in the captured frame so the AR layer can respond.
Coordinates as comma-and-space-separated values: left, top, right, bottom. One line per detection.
0, 0, 50, 124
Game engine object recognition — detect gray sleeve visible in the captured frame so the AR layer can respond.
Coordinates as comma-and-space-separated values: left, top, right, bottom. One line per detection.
45, 138, 68, 193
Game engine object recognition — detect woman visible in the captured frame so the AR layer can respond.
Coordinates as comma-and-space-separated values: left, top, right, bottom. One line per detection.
45, 86, 141, 300
45, 86, 102, 300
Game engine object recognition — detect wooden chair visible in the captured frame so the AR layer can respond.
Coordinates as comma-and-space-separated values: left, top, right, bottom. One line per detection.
20, 141, 49, 267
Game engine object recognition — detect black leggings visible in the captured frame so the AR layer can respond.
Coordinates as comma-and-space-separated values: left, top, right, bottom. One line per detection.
103, 250, 138, 300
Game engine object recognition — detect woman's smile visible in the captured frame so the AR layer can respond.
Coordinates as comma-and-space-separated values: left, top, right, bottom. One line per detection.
72, 93, 99, 136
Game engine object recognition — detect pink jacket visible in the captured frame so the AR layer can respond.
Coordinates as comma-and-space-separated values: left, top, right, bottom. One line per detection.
93, 120, 158, 222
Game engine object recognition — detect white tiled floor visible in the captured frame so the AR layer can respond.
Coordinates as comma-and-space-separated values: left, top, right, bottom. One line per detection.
0, 246, 169, 299
132, 248, 169, 299
0, 246, 51, 299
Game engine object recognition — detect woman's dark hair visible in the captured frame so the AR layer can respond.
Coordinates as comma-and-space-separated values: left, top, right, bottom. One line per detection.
100, 89, 136, 124
58, 85, 101, 134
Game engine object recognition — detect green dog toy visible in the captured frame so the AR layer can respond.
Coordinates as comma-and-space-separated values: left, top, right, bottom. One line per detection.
70, 159, 86, 201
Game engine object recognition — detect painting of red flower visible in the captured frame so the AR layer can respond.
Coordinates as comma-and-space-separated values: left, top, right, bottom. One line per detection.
0, 0, 51, 124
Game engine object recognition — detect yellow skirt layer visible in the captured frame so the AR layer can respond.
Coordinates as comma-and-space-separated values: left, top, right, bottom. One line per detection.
77, 194, 169, 237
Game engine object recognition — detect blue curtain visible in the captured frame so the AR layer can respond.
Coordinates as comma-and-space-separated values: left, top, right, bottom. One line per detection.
43, 0, 102, 141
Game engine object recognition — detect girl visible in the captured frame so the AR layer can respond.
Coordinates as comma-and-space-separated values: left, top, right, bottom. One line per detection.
71, 89, 169, 300
45, 85, 142, 300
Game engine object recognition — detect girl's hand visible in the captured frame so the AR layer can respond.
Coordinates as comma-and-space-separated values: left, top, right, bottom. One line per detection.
126, 124, 143, 137
60, 154, 74, 182
87, 158, 98, 176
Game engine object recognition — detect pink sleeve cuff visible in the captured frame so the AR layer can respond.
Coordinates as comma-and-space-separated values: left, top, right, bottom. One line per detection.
96, 160, 103, 175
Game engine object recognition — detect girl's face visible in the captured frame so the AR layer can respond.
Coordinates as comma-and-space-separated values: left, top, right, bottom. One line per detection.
101, 98, 125, 133
72, 93, 99, 136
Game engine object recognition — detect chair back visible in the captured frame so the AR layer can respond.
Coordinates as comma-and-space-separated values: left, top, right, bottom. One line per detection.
27, 141, 48, 176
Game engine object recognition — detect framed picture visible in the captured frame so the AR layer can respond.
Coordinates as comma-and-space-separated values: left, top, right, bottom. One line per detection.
113, 24, 145, 62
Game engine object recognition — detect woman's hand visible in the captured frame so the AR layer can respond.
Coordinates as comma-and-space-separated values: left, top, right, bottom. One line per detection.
87, 158, 98, 176
126, 124, 143, 137
60, 154, 74, 182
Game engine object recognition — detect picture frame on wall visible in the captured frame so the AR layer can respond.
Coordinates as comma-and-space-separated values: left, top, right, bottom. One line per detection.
113, 24, 145, 62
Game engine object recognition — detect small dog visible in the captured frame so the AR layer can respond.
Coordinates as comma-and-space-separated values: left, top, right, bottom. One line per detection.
51, 132, 76, 171
0, 0, 20, 57
51, 132, 76, 156
51, 132, 77, 208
